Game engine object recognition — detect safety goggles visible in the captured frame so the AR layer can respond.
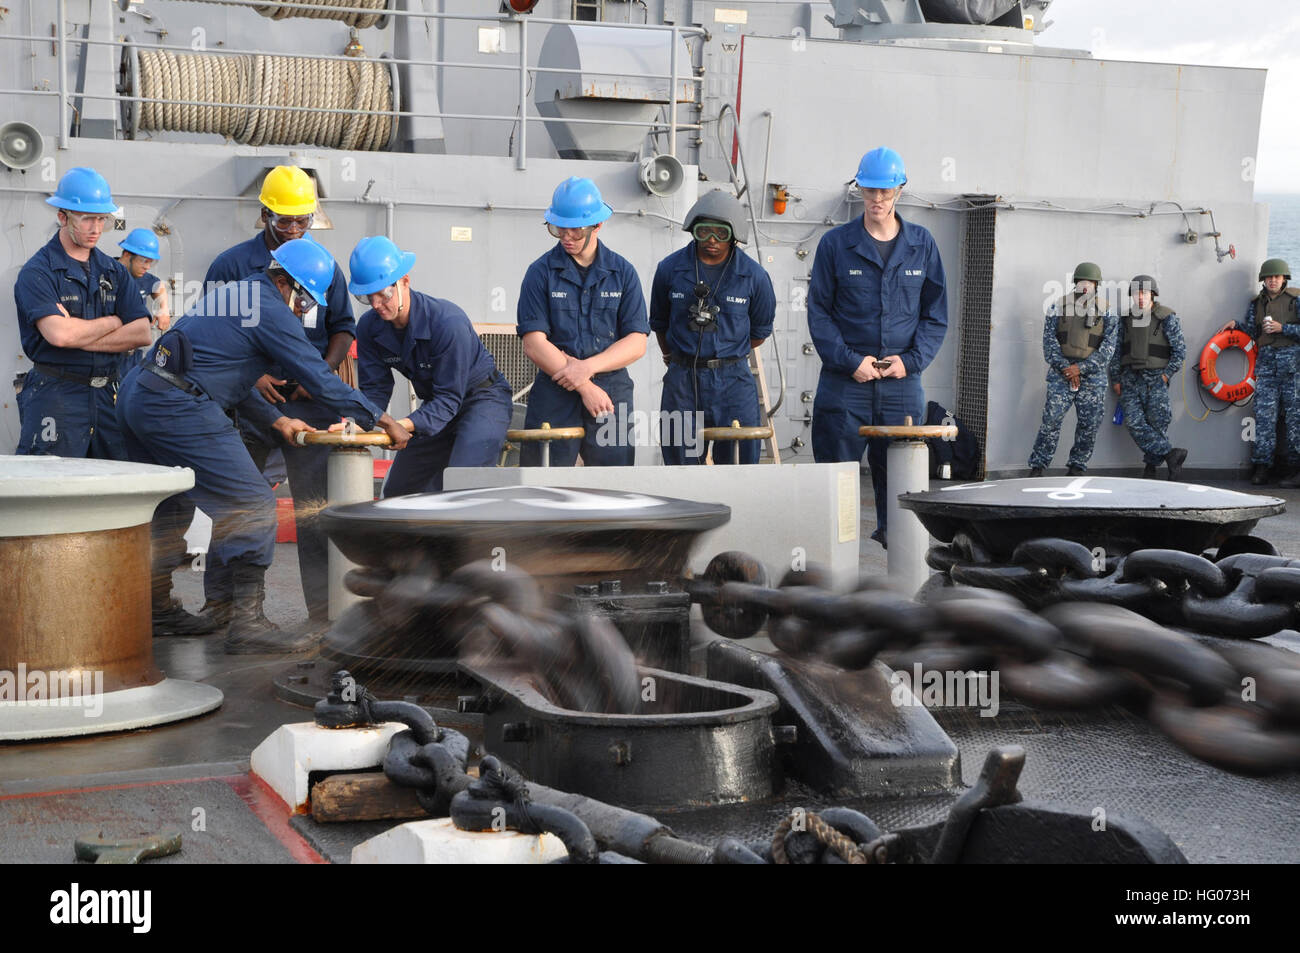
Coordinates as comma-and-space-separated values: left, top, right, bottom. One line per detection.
546, 223, 595, 240
66, 211, 112, 227
354, 284, 397, 308
692, 223, 732, 243
268, 211, 315, 232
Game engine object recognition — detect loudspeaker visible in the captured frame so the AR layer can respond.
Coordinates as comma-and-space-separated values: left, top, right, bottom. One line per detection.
638, 154, 685, 197
0, 121, 42, 171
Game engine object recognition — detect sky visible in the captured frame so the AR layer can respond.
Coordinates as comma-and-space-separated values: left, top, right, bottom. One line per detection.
1042, 0, 1299, 193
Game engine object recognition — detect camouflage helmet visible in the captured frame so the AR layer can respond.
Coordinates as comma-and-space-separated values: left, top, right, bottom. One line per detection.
682, 190, 750, 244
1259, 258, 1291, 281
1073, 261, 1102, 283
1130, 274, 1159, 297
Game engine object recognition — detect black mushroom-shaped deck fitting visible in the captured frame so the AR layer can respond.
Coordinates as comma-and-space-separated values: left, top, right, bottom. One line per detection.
899, 477, 1284, 558
319, 485, 731, 587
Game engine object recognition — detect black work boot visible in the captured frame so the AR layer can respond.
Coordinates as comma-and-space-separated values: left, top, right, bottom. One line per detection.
1278, 469, 1300, 488
198, 598, 232, 629
1165, 447, 1188, 481
1028, 467, 1044, 477
1250, 464, 1270, 486
151, 577, 219, 637
224, 561, 324, 655
1067, 465, 1086, 476
1142, 464, 1158, 479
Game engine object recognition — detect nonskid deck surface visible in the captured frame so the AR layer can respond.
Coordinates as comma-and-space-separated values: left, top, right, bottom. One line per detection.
1, 477, 1298, 863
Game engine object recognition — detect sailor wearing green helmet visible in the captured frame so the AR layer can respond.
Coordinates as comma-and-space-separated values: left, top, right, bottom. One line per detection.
1220, 258, 1300, 485
1027, 262, 1118, 476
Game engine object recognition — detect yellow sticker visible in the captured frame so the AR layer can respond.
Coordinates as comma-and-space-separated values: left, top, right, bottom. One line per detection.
451, 227, 473, 242
714, 8, 748, 24
837, 470, 858, 543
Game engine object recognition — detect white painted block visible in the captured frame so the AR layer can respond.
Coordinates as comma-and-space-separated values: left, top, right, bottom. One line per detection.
351, 817, 569, 864
249, 721, 407, 811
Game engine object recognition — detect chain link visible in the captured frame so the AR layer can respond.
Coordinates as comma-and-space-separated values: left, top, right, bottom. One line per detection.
927, 537, 1300, 640
688, 555, 1300, 775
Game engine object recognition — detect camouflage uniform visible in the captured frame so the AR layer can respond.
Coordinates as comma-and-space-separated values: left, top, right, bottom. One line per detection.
1109, 305, 1186, 466
1241, 287, 1300, 467
1028, 293, 1118, 471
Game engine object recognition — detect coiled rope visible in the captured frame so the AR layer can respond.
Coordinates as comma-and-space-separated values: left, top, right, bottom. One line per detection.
198, 0, 387, 30
136, 50, 393, 150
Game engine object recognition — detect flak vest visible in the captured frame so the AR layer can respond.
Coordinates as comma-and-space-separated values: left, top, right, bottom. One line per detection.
1255, 287, 1300, 348
1056, 293, 1107, 360
1120, 303, 1174, 370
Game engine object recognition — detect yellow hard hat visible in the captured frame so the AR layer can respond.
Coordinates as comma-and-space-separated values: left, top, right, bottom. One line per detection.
259, 166, 317, 216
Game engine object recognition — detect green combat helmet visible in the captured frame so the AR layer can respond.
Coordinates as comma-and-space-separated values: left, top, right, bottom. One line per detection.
1259, 258, 1291, 281
1073, 261, 1103, 283
1130, 274, 1159, 296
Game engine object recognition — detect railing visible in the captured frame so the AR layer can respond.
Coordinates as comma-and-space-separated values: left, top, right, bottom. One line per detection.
4, 0, 705, 167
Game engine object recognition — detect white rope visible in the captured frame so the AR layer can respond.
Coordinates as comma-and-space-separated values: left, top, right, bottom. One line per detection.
194, 0, 388, 30
136, 50, 394, 150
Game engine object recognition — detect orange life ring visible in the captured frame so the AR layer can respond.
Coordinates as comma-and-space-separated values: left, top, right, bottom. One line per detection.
1199, 329, 1256, 402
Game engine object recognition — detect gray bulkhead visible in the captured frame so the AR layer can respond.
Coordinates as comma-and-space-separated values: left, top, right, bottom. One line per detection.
0, 0, 1268, 474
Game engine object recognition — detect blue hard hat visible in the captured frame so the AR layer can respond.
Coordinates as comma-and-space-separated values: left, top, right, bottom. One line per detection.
119, 228, 160, 260
348, 236, 417, 296
854, 147, 907, 189
46, 167, 119, 214
271, 238, 335, 308
544, 177, 613, 228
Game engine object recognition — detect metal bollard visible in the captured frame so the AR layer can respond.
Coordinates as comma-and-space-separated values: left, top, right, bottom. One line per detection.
859, 417, 958, 597
506, 422, 585, 467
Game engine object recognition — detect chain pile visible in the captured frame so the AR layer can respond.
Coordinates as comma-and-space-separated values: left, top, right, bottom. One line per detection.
136, 50, 393, 150
926, 534, 1300, 639
688, 561, 1300, 775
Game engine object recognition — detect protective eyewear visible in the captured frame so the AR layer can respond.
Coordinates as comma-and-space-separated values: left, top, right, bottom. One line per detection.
546, 223, 595, 240
354, 284, 397, 308
269, 211, 315, 232
66, 211, 112, 227
692, 223, 732, 243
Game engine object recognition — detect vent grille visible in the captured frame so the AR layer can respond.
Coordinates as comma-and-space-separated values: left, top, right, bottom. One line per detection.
956, 196, 996, 477
476, 325, 536, 404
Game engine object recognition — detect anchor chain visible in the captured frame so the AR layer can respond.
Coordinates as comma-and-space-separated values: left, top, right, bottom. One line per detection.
684, 556, 1300, 775
345, 560, 641, 714
926, 535, 1299, 639
449, 756, 601, 864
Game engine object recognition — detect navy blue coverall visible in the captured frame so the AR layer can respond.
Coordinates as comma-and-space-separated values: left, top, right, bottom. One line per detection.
117, 274, 384, 593
202, 234, 355, 617
649, 242, 775, 464
357, 291, 511, 495
807, 215, 948, 537
14, 233, 149, 457
516, 242, 649, 466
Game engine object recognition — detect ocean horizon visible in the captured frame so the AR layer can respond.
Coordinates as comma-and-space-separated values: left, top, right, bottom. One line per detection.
1260, 192, 1300, 266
